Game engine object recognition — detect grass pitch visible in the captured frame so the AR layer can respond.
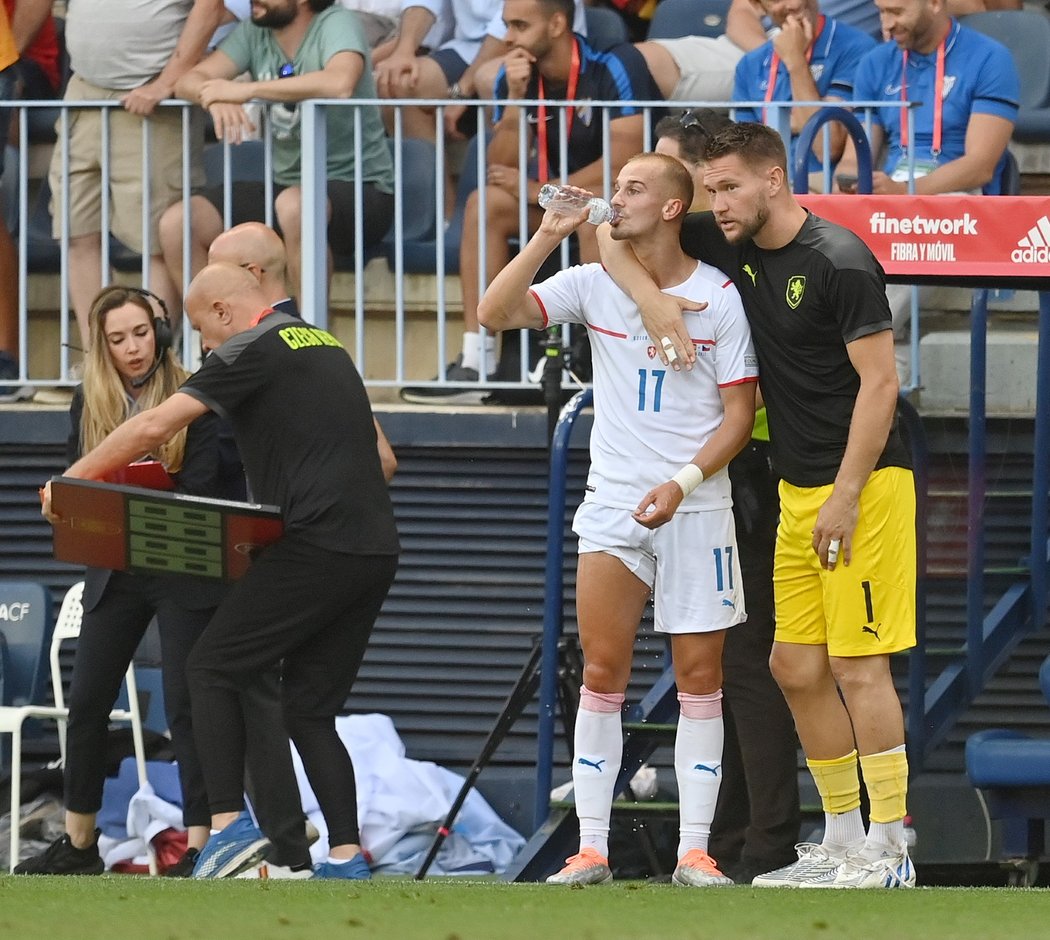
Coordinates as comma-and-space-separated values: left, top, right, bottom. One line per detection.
1, 877, 1048, 940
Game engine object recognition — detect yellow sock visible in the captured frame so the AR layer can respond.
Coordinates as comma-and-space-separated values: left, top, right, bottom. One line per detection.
860, 748, 909, 823
807, 750, 861, 815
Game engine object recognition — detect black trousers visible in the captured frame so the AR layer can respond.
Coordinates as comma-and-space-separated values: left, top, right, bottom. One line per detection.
187, 534, 397, 848
710, 441, 801, 870
65, 571, 311, 867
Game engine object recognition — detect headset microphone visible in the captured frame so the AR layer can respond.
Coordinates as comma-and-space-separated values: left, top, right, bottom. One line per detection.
130, 356, 163, 389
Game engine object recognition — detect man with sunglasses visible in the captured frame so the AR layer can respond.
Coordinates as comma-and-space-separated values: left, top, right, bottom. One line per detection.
654, 110, 802, 885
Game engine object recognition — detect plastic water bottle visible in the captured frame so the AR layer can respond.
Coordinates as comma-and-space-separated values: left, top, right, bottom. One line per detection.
537, 183, 619, 225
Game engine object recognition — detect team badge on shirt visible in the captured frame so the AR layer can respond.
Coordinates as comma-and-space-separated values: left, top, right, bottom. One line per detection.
786, 275, 806, 309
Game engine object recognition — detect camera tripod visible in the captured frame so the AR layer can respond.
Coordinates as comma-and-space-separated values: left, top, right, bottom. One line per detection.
413, 635, 584, 880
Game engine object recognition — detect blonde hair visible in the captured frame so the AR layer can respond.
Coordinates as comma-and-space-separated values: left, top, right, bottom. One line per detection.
80, 288, 191, 473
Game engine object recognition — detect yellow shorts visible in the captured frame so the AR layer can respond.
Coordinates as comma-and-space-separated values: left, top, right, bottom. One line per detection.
48, 74, 204, 252
774, 466, 916, 657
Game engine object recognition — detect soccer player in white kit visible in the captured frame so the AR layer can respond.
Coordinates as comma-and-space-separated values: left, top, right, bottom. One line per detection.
478, 152, 759, 887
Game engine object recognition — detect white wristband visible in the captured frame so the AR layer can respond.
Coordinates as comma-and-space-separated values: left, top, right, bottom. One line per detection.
671, 463, 704, 498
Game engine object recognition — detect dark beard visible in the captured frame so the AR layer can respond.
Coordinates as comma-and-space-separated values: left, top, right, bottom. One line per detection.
252, 3, 297, 28
725, 204, 769, 244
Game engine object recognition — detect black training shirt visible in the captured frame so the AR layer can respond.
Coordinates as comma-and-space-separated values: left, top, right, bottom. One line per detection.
680, 211, 911, 488
180, 311, 399, 556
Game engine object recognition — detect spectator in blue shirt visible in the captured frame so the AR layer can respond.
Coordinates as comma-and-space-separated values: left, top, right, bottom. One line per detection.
837, 0, 1019, 384
843, 0, 1019, 195
733, 0, 876, 179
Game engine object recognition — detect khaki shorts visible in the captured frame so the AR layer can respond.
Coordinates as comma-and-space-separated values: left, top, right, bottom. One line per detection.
48, 74, 203, 252
656, 35, 745, 103
774, 466, 917, 657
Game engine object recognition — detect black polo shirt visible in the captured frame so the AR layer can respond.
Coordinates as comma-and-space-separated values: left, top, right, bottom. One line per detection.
180, 311, 399, 556
681, 211, 911, 487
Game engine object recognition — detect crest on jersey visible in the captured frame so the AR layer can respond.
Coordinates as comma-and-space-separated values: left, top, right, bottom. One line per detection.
786, 275, 806, 309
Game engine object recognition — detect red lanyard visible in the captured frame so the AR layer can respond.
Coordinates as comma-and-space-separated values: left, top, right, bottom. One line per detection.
762, 15, 825, 123
536, 37, 580, 184
900, 32, 947, 157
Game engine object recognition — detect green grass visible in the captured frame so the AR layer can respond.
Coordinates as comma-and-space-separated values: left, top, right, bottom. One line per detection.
1, 877, 1049, 940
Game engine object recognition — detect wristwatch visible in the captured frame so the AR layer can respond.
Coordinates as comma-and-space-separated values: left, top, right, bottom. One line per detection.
447, 82, 469, 100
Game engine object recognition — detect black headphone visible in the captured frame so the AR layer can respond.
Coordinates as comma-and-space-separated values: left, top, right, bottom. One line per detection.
97, 286, 175, 388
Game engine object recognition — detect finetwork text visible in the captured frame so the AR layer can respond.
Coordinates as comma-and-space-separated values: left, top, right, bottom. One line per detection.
870, 212, 979, 236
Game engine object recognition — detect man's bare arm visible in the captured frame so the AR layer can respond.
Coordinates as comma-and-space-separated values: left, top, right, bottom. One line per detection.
478, 207, 589, 332
10, 0, 51, 54
595, 224, 703, 369
811, 329, 899, 569
633, 380, 757, 528
123, 0, 226, 115
374, 418, 397, 483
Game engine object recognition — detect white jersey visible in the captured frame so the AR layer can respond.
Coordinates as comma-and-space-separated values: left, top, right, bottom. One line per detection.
531, 260, 758, 512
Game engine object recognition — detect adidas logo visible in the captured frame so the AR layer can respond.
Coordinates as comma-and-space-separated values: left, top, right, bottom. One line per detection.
1012, 215, 1050, 263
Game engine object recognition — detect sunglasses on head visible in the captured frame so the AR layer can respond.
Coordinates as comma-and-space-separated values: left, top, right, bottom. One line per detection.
677, 110, 712, 138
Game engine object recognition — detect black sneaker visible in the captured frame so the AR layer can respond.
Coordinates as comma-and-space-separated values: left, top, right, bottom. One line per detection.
162, 847, 200, 878
14, 831, 105, 875
400, 355, 496, 404
0, 349, 33, 402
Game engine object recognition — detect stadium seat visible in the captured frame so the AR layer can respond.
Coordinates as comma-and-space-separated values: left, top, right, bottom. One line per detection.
647, 0, 731, 40
202, 138, 268, 187
378, 136, 440, 268
584, 6, 629, 51
962, 10, 1050, 144
400, 134, 483, 275
965, 653, 1050, 886
0, 582, 154, 874
0, 581, 53, 710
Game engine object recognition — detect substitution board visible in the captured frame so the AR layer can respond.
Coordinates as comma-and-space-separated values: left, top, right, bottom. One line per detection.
49, 477, 283, 581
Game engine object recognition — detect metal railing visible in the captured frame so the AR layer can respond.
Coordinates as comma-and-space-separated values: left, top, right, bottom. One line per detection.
1, 95, 918, 398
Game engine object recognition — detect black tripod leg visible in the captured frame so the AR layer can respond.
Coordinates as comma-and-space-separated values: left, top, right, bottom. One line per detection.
414, 642, 543, 880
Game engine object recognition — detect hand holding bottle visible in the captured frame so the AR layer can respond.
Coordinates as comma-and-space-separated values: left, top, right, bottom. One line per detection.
538, 183, 620, 225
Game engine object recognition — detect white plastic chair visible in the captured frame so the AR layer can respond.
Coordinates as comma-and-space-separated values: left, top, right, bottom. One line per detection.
0, 581, 155, 874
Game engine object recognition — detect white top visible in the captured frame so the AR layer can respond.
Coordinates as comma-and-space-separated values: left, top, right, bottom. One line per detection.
401, 0, 587, 65
531, 260, 758, 512
66, 0, 194, 89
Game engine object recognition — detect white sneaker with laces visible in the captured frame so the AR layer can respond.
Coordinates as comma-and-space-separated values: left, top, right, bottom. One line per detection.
750, 843, 845, 888
802, 845, 915, 889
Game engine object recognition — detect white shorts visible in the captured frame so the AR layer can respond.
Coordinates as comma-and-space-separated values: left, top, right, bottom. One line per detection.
573, 500, 745, 635
656, 35, 745, 102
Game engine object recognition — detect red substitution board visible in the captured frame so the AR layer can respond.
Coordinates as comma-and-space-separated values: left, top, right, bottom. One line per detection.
50, 477, 283, 581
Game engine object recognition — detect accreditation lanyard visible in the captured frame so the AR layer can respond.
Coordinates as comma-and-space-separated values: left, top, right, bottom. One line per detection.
536, 37, 580, 184
762, 15, 825, 124
900, 34, 946, 157
250, 307, 277, 327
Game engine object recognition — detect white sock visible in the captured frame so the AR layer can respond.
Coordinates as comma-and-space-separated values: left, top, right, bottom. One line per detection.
325, 856, 353, 865
674, 693, 724, 859
573, 687, 624, 858
460, 332, 496, 373
823, 809, 865, 854
865, 820, 906, 856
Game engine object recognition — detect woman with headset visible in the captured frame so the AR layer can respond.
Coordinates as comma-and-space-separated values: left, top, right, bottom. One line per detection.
16, 287, 311, 877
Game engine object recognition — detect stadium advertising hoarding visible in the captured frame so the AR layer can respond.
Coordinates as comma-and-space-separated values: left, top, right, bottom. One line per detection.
799, 195, 1050, 284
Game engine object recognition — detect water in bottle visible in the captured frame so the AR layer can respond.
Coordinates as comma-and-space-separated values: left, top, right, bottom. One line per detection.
537, 183, 619, 225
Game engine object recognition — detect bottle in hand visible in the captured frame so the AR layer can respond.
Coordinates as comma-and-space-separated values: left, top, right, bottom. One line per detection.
537, 183, 619, 225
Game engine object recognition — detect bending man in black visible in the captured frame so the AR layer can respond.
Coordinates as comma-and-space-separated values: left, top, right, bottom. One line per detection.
43, 264, 400, 881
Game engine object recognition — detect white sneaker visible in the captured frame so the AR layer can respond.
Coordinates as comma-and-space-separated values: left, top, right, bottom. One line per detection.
751, 843, 845, 888
802, 845, 915, 889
